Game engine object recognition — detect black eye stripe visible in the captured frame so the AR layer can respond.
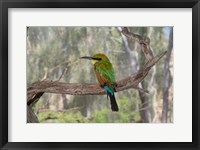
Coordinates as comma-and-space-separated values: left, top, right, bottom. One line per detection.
80, 56, 101, 61
92, 58, 102, 61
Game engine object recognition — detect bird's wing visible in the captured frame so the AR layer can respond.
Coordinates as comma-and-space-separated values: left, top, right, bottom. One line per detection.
94, 68, 108, 86
94, 61, 115, 86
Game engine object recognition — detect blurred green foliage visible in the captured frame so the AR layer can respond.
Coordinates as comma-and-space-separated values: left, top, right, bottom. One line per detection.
38, 96, 141, 123
38, 110, 89, 123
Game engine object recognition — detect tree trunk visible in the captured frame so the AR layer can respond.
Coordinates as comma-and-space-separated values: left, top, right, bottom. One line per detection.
162, 28, 173, 123
139, 84, 152, 123
27, 106, 39, 123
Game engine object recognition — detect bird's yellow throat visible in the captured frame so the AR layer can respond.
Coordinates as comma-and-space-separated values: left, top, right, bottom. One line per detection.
91, 60, 98, 65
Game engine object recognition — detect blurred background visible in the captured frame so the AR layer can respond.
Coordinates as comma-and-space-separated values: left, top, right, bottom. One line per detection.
27, 27, 173, 123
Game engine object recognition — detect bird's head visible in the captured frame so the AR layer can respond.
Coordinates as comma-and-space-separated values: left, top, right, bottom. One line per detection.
80, 53, 110, 65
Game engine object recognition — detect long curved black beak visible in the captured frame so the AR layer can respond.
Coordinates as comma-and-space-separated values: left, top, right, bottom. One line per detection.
80, 56, 101, 61
79, 56, 93, 60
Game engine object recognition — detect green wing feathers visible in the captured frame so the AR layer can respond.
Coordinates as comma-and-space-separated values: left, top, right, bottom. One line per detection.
94, 61, 115, 86
94, 58, 118, 111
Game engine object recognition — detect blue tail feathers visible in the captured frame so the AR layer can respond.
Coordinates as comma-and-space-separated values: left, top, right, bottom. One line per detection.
104, 85, 114, 95
104, 85, 118, 111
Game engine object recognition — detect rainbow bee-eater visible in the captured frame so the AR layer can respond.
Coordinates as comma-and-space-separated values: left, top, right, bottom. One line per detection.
80, 53, 119, 111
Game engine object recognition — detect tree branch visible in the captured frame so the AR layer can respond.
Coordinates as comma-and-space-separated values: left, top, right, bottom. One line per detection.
121, 27, 154, 60
27, 50, 166, 105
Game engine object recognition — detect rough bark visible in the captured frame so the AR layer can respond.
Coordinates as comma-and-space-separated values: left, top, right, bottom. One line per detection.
27, 27, 166, 123
27, 106, 39, 123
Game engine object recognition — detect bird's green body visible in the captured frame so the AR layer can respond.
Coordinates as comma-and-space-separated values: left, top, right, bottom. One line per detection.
80, 53, 119, 111
92, 54, 116, 94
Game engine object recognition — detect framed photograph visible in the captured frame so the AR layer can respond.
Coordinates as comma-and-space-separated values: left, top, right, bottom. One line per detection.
0, 0, 199, 149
